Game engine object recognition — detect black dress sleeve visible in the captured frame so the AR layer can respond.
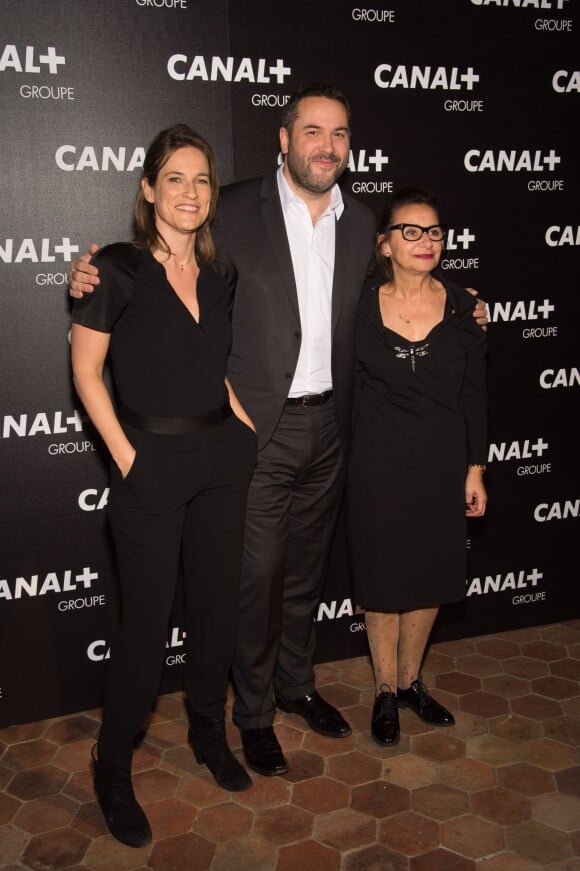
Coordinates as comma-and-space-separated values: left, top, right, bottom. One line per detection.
458, 298, 488, 466
71, 243, 142, 333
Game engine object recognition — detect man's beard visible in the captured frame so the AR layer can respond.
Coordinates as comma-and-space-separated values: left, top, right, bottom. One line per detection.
286, 147, 346, 194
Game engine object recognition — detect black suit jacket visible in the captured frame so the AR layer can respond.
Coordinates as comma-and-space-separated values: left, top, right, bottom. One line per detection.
214, 172, 376, 451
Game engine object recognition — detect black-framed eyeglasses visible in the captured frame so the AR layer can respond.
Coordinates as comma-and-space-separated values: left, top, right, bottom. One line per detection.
387, 223, 446, 242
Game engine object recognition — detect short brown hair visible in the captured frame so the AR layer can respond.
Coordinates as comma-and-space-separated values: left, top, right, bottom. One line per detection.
281, 83, 351, 135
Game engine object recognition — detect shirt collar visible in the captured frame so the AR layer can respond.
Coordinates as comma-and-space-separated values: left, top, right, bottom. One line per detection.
277, 163, 345, 220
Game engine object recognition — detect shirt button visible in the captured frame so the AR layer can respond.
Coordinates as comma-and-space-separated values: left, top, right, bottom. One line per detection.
294, 331, 301, 340
284, 372, 293, 380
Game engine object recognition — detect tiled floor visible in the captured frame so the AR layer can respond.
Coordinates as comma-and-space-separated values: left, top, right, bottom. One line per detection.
1, 621, 579, 870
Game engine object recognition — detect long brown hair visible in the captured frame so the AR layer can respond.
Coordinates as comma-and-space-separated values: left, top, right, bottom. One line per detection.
134, 124, 219, 265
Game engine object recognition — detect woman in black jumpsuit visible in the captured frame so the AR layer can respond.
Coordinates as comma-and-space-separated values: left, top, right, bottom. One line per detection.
71, 125, 256, 846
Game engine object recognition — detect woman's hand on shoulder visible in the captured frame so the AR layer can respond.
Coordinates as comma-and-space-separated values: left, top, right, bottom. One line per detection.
466, 288, 488, 330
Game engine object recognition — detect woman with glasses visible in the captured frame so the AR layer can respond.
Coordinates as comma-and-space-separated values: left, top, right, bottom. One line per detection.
347, 188, 487, 746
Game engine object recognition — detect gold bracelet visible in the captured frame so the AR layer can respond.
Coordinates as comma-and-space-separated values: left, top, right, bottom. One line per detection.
468, 463, 486, 473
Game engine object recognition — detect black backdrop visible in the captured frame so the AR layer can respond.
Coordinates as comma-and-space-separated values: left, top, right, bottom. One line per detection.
0, 0, 578, 727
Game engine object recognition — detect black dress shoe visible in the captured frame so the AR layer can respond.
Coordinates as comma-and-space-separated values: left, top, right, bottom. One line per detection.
240, 727, 289, 776
371, 691, 400, 746
397, 679, 455, 726
275, 691, 352, 738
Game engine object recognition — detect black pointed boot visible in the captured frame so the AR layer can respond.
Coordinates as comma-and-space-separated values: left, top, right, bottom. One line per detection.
188, 711, 252, 791
92, 747, 152, 847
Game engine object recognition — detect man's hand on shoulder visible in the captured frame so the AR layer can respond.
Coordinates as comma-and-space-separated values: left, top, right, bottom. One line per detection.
69, 244, 101, 298
466, 287, 488, 330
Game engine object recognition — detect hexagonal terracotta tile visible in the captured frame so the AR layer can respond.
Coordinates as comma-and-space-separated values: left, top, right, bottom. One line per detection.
521, 641, 567, 662
530, 675, 579, 700
555, 766, 580, 798
531, 793, 580, 832
412, 783, 469, 821
448, 711, 489, 741
277, 839, 341, 871
460, 691, 509, 718
379, 811, 439, 856
440, 757, 497, 792
506, 820, 574, 865
477, 639, 521, 660
477, 854, 543, 870
412, 732, 465, 763
521, 739, 577, 772
510, 694, 563, 721
0, 793, 21, 826
292, 776, 349, 814
22, 828, 90, 869
489, 714, 542, 744
499, 763, 555, 797
231, 775, 291, 810
465, 734, 521, 767
503, 657, 549, 680
345, 843, 409, 871
192, 801, 252, 843
146, 797, 198, 840
211, 835, 278, 871
455, 655, 502, 678
471, 786, 531, 825
482, 675, 530, 699
2, 739, 57, 771
351, 780, 410, 818
302, 729, 356, 755
543, 716, 580, 747
435, 672, 481, 695
441, 814, 504, 859
148, 832, 215, 871
383, 753, 439, 790
540, 626, 580, 646
13, 794, 78, 834
326, 750, 382, 785
253, 804, 313, 846
435, 639, 477, 658
411, 848, 476, 870
280, 749, 324, 783
7, 764, 69, 800
313, 807, 376, 851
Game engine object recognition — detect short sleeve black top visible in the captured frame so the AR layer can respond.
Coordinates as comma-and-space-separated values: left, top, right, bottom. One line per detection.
71, 243, 230, 417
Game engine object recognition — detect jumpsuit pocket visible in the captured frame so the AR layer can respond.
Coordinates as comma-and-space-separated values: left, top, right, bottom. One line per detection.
121, 449, 140, 482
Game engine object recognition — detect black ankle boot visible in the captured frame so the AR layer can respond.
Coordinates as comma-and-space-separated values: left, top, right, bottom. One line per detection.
371, 690, 400, 746
92, 747, 151, 847
188, 712, 252, 791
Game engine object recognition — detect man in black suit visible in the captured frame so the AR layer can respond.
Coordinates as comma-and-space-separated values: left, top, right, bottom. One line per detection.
212, 85, 376, 775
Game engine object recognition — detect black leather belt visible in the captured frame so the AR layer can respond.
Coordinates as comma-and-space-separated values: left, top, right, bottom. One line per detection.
285, 390, 334, 407
120, 403, 232, 434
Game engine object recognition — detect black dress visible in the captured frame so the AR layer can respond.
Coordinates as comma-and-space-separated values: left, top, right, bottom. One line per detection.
347, 278, 487, 612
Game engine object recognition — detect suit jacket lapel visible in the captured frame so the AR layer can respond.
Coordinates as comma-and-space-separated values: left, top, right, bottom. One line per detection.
260, 174, 300, 321
331, 203, 352, 334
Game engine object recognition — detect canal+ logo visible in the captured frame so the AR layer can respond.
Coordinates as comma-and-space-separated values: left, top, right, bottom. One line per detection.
374, 64, 479, 90
0, 45, 65, 75
167, 55, 291, 84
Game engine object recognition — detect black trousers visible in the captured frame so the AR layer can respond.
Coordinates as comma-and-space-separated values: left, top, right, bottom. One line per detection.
98, 414, 256, 769
231, 399, 344, 730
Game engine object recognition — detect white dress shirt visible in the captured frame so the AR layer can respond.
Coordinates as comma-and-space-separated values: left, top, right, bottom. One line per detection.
277, 165, 345, 397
